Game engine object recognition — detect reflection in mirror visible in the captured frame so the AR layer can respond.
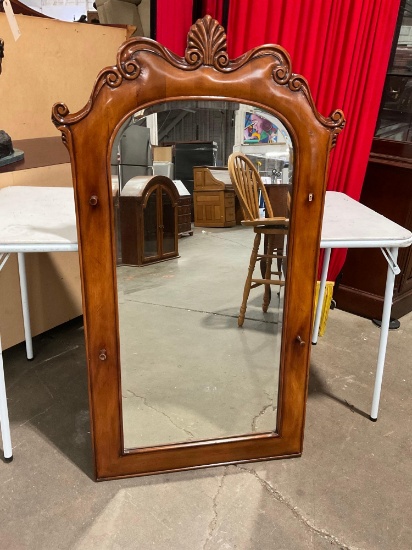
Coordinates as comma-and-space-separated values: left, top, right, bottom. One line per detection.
111, 101, 293, 450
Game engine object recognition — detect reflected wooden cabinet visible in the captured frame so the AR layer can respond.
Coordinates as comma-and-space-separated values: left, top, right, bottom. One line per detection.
119, 175, 179, 266
177, 195, 193, 236
173, 180, 193, 237
193, 166, 237, 227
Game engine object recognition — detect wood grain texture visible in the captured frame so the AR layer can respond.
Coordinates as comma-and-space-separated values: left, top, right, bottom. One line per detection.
52, 15, 344, 480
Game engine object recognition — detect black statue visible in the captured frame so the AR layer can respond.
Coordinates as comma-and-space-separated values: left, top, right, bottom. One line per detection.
0, 130, 14, 160
0, 40, 24, 167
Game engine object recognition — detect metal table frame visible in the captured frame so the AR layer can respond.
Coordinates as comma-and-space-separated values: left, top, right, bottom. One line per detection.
0, 187, 78, 461
313, 192, 412, 421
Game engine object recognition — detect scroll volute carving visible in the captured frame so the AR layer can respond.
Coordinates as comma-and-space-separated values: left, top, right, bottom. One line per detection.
52, 16, 344, 480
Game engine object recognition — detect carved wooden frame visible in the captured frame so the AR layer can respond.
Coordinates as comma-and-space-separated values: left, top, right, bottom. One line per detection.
52, 16, 344, 480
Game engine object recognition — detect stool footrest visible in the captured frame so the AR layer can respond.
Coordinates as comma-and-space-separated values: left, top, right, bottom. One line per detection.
251, 278, 285, 287
257, 253, 286, 260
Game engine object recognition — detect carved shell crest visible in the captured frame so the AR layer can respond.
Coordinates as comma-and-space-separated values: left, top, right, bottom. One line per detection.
52, 15, 345, 138
185, 15, 229, 69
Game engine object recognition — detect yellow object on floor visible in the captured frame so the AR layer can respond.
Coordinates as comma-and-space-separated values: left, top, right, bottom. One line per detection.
313, 281, 335, 337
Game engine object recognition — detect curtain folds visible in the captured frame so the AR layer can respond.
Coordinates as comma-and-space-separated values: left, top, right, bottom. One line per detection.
202, 0, 223, 22
156, 0, 400, 280
155, 0, 194, 55
226, 0, 400, 280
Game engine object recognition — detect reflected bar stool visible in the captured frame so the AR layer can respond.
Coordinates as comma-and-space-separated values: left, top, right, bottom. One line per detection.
228, 152, 289, 326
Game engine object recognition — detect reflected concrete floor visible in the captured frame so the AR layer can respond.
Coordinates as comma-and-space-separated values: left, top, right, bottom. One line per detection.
1, 225, 412, 550
118, 227, 281, 448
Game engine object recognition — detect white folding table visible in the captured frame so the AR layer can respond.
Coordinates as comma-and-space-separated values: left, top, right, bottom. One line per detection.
313, 192, 412, 420
0, 186, 78, 460
1, 187, 412, 461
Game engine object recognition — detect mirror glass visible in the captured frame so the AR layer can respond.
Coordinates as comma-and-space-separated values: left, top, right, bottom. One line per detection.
110, 101, 293, 450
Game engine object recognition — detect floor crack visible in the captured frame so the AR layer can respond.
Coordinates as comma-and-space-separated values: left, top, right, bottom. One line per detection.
234, 465, 362, 550
18, 405, 53, 428
203, 468, 228, 549
124, 389, 195, 439
251, 402, 273, 432
199, 230, 251, 249
6, 345, 80, 392
123, 299, 278, 325
34, 371, 54, 400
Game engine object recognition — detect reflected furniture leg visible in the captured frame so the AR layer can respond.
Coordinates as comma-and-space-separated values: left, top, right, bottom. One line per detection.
262, 234, 274, 312
239, 232, 261, 327
17, 253, 34, 360
0, 336, 13, 461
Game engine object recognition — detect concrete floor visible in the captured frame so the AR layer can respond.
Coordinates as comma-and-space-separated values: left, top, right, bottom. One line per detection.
1, 226, 412, 549
118, 227, 282, 448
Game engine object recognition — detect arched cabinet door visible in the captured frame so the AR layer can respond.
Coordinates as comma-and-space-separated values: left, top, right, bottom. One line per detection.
160, 186, 178, 257
143, 181, 178, 263
119, 175, 179, 266
143, 183, 178, 262
52, 16, 344, 481
142, 187, 159, 261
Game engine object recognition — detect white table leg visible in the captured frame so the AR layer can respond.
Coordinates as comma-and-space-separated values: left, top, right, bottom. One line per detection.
17, 253, 34, 360
0, 336, 13, 461
370, 247, 398, 421
312, 247, 331, 345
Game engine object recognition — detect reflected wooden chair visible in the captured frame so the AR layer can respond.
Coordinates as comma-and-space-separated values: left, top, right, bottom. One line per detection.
228, 152, 289, 327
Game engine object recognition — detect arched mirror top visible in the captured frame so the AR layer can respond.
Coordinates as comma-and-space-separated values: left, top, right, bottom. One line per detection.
52, 15, 344, 153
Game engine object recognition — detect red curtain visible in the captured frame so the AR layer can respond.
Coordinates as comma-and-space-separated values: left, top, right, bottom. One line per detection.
202, 0, 224, 22
155, 0, 194, 55
226, 0, 400, 280
156, 0, 400, 280
155, 0, 224, 52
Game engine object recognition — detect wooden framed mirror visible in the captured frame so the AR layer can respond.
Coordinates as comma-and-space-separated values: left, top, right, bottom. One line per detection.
52, 15, 344, 480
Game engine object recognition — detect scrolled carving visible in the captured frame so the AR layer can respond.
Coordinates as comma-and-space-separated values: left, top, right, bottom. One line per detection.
102, 67, 123, 89
288, 75, 306, 92
51, 15, 345, 143
273, 64, 291, 86
116, 46, 141, 80
56, 125, 74, 159
52, 102, 70, 124
329, 109, 346, 127
285, 75, 346, 137
185, 15, 229, 69
52, 66, 128, 128
329, 111, 346, 147
119, 59, 141, 80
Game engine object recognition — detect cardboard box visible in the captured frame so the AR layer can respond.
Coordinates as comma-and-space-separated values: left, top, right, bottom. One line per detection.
153, 146, 173, 162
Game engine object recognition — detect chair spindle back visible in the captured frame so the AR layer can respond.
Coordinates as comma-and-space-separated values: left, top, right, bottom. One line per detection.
228, 152, 274, 221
